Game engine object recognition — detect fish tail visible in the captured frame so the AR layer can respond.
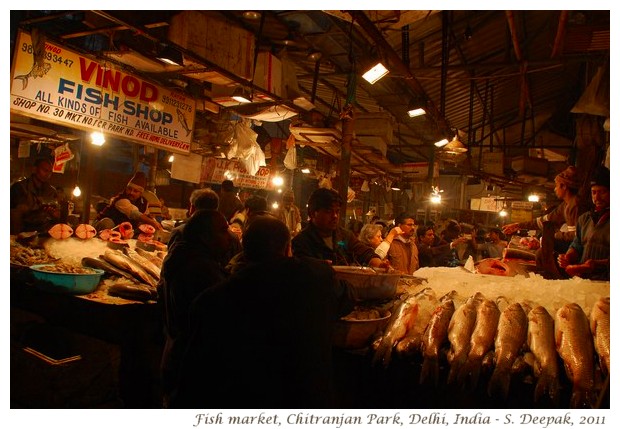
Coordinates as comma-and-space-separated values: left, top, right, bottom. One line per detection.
447, 354, 466, 385
487, 365, 511, 400
14, 75, 29, 90
371, 337, 394, 368
458, 358, 482, 390
420, 357, 440, 387
534, 371, 560, 405
570, 387, 593, 409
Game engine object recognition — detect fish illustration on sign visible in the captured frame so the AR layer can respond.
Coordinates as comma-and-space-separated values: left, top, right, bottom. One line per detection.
177, 108, 192, 137
14, 29, 52, 90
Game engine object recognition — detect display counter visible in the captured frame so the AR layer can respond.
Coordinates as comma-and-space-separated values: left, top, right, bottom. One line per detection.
10, 267, 163, 408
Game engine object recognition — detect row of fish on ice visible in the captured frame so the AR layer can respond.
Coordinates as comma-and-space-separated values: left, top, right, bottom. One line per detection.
371, 287, 610, 408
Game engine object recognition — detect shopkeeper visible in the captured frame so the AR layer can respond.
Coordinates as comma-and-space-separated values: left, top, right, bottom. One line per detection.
10, 157, 60, 235
94, 171, 163, 232
558, 166, 610, 280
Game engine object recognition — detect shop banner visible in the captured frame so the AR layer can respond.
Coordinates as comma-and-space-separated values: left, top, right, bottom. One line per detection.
202, 157, 272, 190
10, 30, 195, 154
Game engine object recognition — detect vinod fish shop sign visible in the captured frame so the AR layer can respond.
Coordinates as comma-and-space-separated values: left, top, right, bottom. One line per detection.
10, 30, 195, 154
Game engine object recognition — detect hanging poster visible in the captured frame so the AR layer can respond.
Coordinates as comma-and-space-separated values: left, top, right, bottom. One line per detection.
202, 157, 272, 190
10, 30, 195, 154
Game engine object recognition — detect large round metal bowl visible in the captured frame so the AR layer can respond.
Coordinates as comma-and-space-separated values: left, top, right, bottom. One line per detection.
332, 310, 391, 349
332, 266, 401, 301
29, 264, 104, 295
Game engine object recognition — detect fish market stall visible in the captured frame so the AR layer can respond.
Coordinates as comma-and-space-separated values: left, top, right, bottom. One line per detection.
10, 232, 166, 408
332, 266, 610, 410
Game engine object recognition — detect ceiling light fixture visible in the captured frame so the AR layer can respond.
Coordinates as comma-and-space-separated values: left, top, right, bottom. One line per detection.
434, 138, 449, 148
407, 97, 427, 118
443, 134, 468, 154
362, 62, 389, 84
242, 11, 261, 20
307, 50, 322, 62
156, 44, 183, 66
232, 87, 252, 104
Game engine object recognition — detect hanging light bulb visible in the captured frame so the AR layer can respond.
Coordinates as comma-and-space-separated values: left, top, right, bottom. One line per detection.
168, 154, 175, 162
272, 175, 284, 187
72, 185, 82, 197
91, 131, 105, 146
499, 209, 508, 217
528, 194, 540, 202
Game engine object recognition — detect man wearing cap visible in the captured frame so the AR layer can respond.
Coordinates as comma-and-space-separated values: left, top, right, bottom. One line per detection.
557, 166, 610, 280
95, 171, 163, 232
502, 166, 583, 253
292, 188, 388, 269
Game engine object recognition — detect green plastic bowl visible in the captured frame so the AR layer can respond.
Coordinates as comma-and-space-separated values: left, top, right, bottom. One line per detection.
29, 264, 105, 295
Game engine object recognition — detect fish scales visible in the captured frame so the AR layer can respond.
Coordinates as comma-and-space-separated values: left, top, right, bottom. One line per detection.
372, 293, 420, 368
420, 299, 456, 386
555, 302, 595, 408
487, 302, 528, 400
458, 299, 500, 389
527, 306, 560, 404
123, 247, 161, 280
446, 293, 484, 384
102, 249, 157, 287
395, 288, 438, 356
590, 297, 610, 376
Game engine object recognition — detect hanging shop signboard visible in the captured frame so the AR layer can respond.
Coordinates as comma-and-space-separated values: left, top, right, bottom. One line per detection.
10, 30, 195, 154
202, 157, 272, 190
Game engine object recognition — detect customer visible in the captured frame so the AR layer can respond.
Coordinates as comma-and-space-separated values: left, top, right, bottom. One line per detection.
167, 188, 219, 249
170, 216, 340, 408
386, 213, 419, 274
416, 225, 443, 267
359, 223, 403, 260
158, 210, 232, 408
217, 179, 243, 222
94, 171, 162, 232
230, 194, 270, 231
292, 188, 387, 268
558, 166, 610, 280
10, 157, 60, 235
277, 189, 302, 237
471, 227, 507, 259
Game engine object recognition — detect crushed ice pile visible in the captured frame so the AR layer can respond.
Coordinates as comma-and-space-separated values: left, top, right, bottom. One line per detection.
411, 266, 609, 316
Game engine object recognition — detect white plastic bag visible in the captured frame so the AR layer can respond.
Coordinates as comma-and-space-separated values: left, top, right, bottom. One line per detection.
283, 145, 297, 170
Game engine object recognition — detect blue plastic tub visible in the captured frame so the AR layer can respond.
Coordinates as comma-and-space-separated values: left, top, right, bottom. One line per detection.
29, 264, 105, 295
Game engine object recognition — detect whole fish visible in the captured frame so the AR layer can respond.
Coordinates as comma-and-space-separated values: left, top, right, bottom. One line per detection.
420, 298, 456, 386
102, 249, 157, 287
123, 247, 161, 280
590, 297, 610, 376
82, 256, 136, 281
527, 306, 560, 404
487, 302, 528, 400
555, 302, 595, 408
372, 292, 420, 368
458, 298, 501, 389
395, 288, 438, 357
134, 247, 164, 268
446, 293, 485, 384
14, 28, 52, 90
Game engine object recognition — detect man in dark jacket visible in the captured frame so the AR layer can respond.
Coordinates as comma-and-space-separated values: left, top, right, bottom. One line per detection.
10, 157, 60, 234
292, 188, 387, 268
158, 210, 232, 407
170, 217, 340, 408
